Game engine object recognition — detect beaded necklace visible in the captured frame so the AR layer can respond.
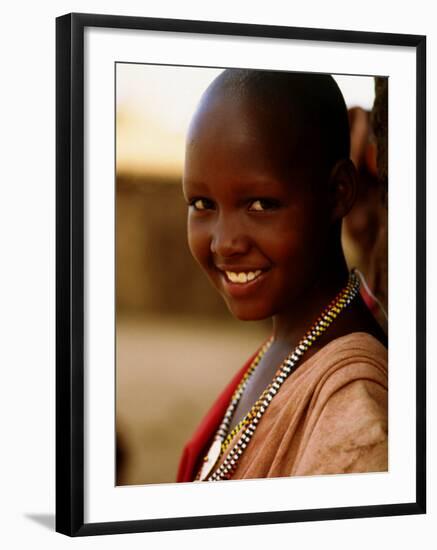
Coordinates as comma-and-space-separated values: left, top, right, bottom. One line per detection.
196, 270, 360, 482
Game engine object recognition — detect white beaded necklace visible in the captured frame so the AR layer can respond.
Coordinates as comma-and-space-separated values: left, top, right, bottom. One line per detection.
196, 271, 360, 482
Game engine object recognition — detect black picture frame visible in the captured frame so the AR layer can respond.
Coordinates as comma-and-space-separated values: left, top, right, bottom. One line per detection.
56, 12, 426, 537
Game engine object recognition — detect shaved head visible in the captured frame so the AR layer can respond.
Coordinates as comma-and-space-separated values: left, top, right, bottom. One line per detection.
194, 69, 350, 183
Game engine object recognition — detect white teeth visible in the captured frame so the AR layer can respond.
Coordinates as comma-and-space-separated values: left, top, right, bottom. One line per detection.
225, 270, 262, 284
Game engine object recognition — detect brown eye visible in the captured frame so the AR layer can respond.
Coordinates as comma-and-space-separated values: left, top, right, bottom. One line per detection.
249, 200, 265, 212
194, 199, 206, 210
190, 198, 215, 211
248, 199, 280, 211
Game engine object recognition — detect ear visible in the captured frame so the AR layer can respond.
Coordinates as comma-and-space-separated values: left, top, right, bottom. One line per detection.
327, 159, 357, 222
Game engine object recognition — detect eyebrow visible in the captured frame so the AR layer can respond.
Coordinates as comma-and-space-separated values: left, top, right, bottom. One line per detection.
184, 176, 286, 191
183, 179, 209, 189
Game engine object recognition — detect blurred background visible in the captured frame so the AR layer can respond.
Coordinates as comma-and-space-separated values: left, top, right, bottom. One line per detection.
115, 64, 388, 485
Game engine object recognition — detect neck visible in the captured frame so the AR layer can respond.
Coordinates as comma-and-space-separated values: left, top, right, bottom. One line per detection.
272, 243, 350, 347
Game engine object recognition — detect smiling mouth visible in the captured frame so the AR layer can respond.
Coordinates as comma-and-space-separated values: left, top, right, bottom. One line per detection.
224, 270, 263, 284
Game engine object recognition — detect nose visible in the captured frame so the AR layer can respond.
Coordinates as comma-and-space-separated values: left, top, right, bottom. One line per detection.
210, 212, 250, 258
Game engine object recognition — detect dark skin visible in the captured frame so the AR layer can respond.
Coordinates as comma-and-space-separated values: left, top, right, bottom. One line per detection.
183, 88, 387, 432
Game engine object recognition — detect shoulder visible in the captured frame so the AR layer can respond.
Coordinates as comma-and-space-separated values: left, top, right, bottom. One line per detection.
316, 331, 387, 370
308, 332, 388, 437
308, 332, 387, 401
293, 333, 388, 475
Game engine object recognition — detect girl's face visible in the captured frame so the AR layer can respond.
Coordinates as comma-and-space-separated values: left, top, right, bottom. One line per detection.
183, 93, 333, 321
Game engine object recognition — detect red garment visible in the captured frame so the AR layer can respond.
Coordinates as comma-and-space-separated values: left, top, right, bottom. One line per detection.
176, 349, 259, 483
360, 285, 379, 317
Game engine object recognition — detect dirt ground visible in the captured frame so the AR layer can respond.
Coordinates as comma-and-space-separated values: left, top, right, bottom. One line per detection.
116, 314, 269, 485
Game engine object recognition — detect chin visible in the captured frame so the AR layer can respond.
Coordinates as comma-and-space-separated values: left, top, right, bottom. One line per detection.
225, 302, 272, 322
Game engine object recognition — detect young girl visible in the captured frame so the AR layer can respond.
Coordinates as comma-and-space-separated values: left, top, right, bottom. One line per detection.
177, 69, 387, 483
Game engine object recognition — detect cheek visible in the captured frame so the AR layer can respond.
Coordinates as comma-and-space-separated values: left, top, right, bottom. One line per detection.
264, 222, 303, 260
187, 219, 211, 267
266, 217, 325, 269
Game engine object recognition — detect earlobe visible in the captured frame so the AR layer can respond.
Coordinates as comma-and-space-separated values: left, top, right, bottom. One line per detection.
328, 159, 357, 222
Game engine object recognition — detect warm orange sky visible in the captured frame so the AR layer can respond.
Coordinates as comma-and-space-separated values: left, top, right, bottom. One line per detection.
116, 64, 375, 178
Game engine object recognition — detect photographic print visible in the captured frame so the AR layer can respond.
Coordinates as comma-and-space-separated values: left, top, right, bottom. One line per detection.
115, 64, 389, 486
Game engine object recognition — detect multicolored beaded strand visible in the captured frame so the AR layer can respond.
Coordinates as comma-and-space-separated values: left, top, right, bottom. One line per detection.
196, 337, 273, 481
